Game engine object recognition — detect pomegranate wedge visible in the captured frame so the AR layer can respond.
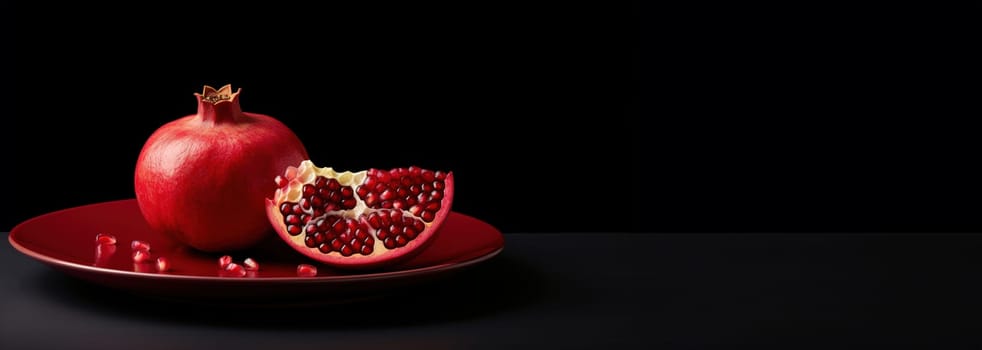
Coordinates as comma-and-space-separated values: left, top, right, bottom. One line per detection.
266, 161, 453, 269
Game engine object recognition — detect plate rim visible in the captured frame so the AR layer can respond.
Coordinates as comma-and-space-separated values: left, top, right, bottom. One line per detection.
8, 199, 504, 284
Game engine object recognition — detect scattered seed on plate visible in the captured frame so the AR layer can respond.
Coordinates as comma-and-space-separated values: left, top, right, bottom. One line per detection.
132, 250, 152, 263
156, 257, 170, 272
223, 262, 246, 277
131, 240, 150, 252
297, 264, 317, 277
218, 255, 233, 268
243, 258, 259, 271
95, 233, 117, 245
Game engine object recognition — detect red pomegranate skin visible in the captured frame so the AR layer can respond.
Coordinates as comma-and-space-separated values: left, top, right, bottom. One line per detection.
135, 85, 308, 252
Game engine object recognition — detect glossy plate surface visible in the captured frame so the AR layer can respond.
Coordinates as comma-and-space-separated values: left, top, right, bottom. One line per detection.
9, 199, 504, 304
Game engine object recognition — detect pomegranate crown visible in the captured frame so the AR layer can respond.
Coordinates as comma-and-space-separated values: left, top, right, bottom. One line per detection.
195, 84, 241, 105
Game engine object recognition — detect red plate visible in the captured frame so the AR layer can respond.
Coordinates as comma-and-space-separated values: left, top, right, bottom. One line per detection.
8, 199, 504, 305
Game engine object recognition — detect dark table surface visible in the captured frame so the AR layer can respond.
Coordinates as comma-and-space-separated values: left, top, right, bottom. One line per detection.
2, 232, 981, 349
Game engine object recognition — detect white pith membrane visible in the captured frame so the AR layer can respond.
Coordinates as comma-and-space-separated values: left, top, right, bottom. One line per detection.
270, 160, 448, 260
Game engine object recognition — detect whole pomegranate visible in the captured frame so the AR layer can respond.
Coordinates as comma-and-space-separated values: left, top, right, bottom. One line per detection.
135, 84, 308, 252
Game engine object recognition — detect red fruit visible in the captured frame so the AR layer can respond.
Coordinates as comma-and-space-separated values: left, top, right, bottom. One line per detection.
266, 160, 454, 269
134, 84, 308, 252
297, 264, 317, 277
223, 262, 247, 277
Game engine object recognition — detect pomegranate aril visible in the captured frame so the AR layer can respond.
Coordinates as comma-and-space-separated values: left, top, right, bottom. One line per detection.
315, 176, 328, 189
327, 178, 341, 191
342, 198, 357, 209
414, 220, 425, 232
132, 250, 152, 263
327, 191, 341, 203
390, 210, 403, 221
383, 237, 396, 249
297, 264, 317, 277
330, 239, 343, 250
377, 229, 390, 240
361, 245, 373, 255
332, 220, 345, 233
131, 240, 151, 252
426, 202, 441, 211
292, 204, 304, 215
300, 198, 311, 210
367, 213, 382, 228
422, 183, 433, 192
351, 240, 363, 251
219, 255, 233, 268
275, 175, 288, 188
279, 202, 292, 215
397, 187, 409, 198
95, 233, 117, 245
301, 214, 311, 223
435, 171, 447, 180
340, 187, 353, 198
392, 201, 405, 209
395, 235, 408, 247
306, 224, 318, 234
380, 189, 395, 201
286, 214, 301, 225
430, 190, 443, 200
302, 184, 315, 197
356, 228, 369, 240
409, 205, 423, 216
243, 258, 260, 271
305, 236, 317, 248
421, 211, 436, 222
434, 181, 445, 190
224, 263, 247, 277
341, 246, 353, 256
356, 185, 369, 197
405, 227, 418, 239
156, 257, 170, 272
319, 243, 332, 253
311, 196, 324, 208
288, 224, 302, 235
421, 170, 435, 182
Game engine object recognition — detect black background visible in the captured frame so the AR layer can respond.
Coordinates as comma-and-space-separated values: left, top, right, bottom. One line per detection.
5, 2, 979, 234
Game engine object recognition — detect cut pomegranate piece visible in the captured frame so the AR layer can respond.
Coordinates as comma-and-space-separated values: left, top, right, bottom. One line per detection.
266, 161, 454, 269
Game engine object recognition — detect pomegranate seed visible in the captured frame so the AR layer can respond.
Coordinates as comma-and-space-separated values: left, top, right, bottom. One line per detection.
380, 189, 395, 201
340, 246, 353, 256
421, 170, 435, 182
302, 184, 315, 196
318, 243, 332, 253
430, 190, 443, 200
346, 218, 359, 231
377, 228, 390, 240
435, 171, 446, 180
274, 175, 288, 188
95, 233, 117, 245
421, 211, 436, 222
280, 202, 292, 215
426, 202, 441, 211
367, 213, 382, 228
356, 185, 369, 197
131, 240, 150, 252
297, 264, 318, 277
286, 214, 301, 225
383, 237, 396, 249
219, 255, 233, 268
332, 220, 345, 233
132, 250, 152, 263
408, 166, 421, 175
422, 183, 434, 192
395, 235, 408, 247
299, 198, 311, 210
224, 263, 247, 277
318, 187, 330, 198
434, 181, 445, 190
414, 220, 425, 232
390, 210, 403, 221
156, 257, 170, 272
292, 204, 304, 215
313, 208, 325, 218
306, 224, 318, 234
305, 236, 317, 247
327, 191, 341, 203
409, 205, 423, 216
356, 228, 369, 240
311, 196, 324, 208
405, 227, 418, 239
287, 224, 302, 235
315, 176, 328, 188
342, 198, 357, 209
397, 187, 409, 198
243, 258, 259, 271
340, 187, 354, 198
327, 178, 341, 191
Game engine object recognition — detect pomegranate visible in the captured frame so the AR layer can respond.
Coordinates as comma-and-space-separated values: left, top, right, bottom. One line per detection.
134, 84, 308, 252
266, 160, 454, 269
